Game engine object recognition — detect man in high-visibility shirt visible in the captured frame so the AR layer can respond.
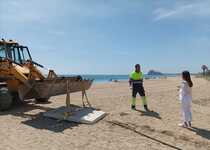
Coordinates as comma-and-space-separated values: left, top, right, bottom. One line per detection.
129, 64, 149, 111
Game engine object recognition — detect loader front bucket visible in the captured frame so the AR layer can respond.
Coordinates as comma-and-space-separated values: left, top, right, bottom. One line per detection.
18, 77, 93, 100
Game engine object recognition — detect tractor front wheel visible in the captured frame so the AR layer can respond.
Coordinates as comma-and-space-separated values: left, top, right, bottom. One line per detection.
0, 87, 13, 111
12, 92, 24, 105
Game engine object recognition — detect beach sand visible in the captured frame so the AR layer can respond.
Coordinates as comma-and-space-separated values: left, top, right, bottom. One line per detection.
0, 77, 210, 150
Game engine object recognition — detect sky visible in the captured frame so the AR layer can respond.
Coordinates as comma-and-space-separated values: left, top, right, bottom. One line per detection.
0, 0, 210, 74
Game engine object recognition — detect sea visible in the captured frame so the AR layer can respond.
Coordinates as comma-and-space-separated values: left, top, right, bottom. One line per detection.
61, 74, 179, 83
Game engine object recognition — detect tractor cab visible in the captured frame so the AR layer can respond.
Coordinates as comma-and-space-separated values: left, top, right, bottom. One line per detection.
0, 39, 32, 65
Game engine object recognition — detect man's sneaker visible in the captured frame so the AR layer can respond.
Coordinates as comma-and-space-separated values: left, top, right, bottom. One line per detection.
178, 122, 188, 128
144, 105, 150, 112
131, 105, 136, 110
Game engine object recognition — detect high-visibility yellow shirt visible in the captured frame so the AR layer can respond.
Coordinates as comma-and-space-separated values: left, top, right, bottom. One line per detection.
129, 71, 144, 80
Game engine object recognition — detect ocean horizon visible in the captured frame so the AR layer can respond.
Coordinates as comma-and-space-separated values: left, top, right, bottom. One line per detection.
60, 74, 180, 83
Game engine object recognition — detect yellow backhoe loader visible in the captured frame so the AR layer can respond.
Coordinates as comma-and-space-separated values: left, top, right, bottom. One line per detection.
0, 39, 93, 111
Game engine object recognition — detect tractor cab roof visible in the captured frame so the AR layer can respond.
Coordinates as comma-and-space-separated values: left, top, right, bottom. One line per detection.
0, 39, 19, 46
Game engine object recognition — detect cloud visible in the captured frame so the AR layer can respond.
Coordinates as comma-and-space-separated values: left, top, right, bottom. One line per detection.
153, 1, 210, 21
0, 0, 143, 24
0, 0, 60, 24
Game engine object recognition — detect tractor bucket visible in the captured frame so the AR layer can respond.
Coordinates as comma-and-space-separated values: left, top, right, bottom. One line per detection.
18, 77, 93, 100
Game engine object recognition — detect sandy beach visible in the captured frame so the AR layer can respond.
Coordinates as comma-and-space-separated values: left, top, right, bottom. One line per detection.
0, 76, 210, 150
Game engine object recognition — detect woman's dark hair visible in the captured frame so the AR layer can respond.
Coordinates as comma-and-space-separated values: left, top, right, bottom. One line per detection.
182, 71, 193, 87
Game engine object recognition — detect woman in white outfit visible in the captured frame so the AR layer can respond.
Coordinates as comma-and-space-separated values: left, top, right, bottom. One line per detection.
179, 71, 193, 128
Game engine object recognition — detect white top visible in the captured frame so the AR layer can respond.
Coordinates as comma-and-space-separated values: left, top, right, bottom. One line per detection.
179, 80, 192, 101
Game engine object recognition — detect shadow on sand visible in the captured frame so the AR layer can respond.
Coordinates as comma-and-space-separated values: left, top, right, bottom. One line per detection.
188, 127, 210, 140
135, 109, 162, 120
0, 101, 80, 132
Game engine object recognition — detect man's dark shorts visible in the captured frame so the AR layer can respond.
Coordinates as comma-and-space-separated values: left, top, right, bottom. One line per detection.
132, 84, 145, 97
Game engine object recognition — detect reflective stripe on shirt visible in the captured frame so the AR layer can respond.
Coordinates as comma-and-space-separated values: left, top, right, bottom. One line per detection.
132, 81, 143, 84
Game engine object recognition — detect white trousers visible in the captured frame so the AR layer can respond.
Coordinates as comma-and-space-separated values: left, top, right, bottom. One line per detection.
181, 99, 192, 122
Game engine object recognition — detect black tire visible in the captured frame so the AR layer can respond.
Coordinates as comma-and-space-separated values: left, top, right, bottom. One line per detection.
0, 87, 13, 111
35, 98, 49, 103
12, 92, 23, 105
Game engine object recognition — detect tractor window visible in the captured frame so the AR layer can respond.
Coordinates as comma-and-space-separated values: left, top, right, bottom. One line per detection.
19, 47, 31, 63
0, 46, 6, 59
13, 47, 21, 64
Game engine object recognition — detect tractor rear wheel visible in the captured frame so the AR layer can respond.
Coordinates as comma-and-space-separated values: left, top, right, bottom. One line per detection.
0, 87, 13, 111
